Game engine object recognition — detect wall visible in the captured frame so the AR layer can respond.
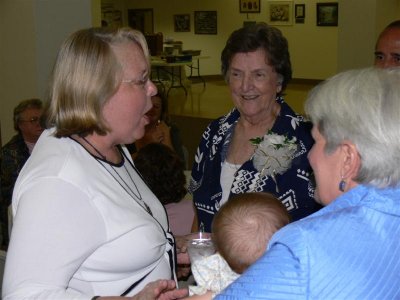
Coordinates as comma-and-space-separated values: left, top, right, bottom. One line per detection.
121, 0, 400, 78
34, 0, 95, 99
1, 0, 38, 146
337, 0, 400, 72
120, 0, 340, 79
337, 0, 377, 71
0, 0, 96, 144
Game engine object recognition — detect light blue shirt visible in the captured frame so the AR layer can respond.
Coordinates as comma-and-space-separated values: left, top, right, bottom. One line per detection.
216, 185, 400, 299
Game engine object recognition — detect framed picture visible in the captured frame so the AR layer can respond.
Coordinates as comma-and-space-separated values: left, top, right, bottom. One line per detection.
295, 4, 305, 18
268, 1, 293, 26
174, 14, 190, 32
240, 0, 261, 13
295, 4, 305, 24
194, 11, 217, 34
317, 2, 338, 26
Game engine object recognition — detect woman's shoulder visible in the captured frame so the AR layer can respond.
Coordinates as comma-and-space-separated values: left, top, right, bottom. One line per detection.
201, 109, 240, 139
269, 199, 357, 247
277, 101, 312, 139
208, 109, 239, 126
22, 129, 99, 185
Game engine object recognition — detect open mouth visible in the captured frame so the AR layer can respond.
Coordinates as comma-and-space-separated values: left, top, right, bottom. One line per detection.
241, 94, 259, 100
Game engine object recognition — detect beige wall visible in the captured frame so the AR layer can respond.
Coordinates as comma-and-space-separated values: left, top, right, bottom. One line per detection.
338, 0, 400, 72
0, 1, 37, 146
0, 0, 95, 144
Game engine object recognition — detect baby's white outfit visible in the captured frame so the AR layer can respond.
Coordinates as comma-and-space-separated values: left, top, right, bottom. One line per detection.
189, 253, 239, 297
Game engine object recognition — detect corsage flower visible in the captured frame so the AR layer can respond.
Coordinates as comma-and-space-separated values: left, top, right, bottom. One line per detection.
250, 131, 297, 192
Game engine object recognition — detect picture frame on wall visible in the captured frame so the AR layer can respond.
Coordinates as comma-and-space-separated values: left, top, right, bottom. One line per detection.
268, 1, 293, 26
194, 11, 217, 34
239, 0, 261, 13
174, 14, 190, 32
295, 4, 305, 24
316, 2, 338, 26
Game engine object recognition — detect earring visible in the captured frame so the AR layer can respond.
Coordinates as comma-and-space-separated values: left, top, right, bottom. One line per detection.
339, 178, 346, 192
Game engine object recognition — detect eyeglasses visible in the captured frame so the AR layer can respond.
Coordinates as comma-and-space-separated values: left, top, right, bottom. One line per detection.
19, 117, 41, 125
122, 77, 150, 88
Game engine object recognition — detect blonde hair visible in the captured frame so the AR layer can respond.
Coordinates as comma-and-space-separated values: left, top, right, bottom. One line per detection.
46, 27, 150, 137
212, 192, 290, 274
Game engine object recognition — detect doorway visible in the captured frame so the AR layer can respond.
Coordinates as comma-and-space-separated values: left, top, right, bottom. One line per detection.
128, 9, 154, 34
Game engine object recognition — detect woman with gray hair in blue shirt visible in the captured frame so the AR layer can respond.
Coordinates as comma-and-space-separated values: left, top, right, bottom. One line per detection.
209, 67, 400, 299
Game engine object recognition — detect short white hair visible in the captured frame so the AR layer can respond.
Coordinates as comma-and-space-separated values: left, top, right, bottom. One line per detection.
305, 67, 400, 188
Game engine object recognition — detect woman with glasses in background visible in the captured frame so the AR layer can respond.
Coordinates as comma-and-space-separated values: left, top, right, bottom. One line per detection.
0, 98, 43, 249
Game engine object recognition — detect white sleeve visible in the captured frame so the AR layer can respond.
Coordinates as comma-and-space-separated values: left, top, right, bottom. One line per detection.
3, 178, 106, 300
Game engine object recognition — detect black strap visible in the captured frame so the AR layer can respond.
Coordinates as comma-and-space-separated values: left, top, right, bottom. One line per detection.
120, 268, 153, 296
120, 147, 176, 294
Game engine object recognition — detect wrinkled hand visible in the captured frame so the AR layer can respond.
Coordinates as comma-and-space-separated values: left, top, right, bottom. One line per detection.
157, 121, 171, 134
132, 279, 188, 300
146, 121, 171, 144
175, 236, 191, 279
147, 127, 164, 143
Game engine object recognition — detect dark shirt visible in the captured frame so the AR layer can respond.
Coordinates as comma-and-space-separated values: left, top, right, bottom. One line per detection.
189, 98, 321, 232
0, 133, 30, 248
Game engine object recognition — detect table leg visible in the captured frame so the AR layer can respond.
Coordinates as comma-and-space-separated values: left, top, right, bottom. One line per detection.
167, 66, 187, 97
188, 58, 206, 88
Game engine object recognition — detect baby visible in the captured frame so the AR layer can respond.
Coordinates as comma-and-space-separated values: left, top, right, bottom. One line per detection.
189, 192, 291, 298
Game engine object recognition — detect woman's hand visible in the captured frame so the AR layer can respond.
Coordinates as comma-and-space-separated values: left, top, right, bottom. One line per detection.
142, 121, 171, 145
155, 121, 172, 146
132, 279, 188, 300
175, 235, 191, 279
94, 280, 188, 300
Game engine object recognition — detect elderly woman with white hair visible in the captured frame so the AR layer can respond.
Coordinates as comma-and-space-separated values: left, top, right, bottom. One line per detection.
209, 67, 400, 299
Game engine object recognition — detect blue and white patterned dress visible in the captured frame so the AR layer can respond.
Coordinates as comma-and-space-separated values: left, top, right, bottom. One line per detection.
189, 97, 319, 232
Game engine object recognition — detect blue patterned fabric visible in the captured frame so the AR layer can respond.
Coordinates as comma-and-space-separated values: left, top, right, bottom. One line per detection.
189, 98, 320, 232
216, 184, 400, 299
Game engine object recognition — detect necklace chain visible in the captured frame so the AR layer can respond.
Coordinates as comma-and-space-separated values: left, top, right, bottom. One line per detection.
81, 136, 107, 160
80, 136, 153, 216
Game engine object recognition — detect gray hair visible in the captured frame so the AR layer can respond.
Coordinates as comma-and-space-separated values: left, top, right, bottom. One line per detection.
14, 98, 43, 131
305, 67, 400, 188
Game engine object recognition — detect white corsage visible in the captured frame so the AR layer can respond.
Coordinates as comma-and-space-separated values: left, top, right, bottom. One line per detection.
250, 131, 297, 192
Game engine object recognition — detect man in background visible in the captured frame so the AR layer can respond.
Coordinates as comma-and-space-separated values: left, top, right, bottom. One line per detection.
375, 20, 400, 68
0, 98, 43, 249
